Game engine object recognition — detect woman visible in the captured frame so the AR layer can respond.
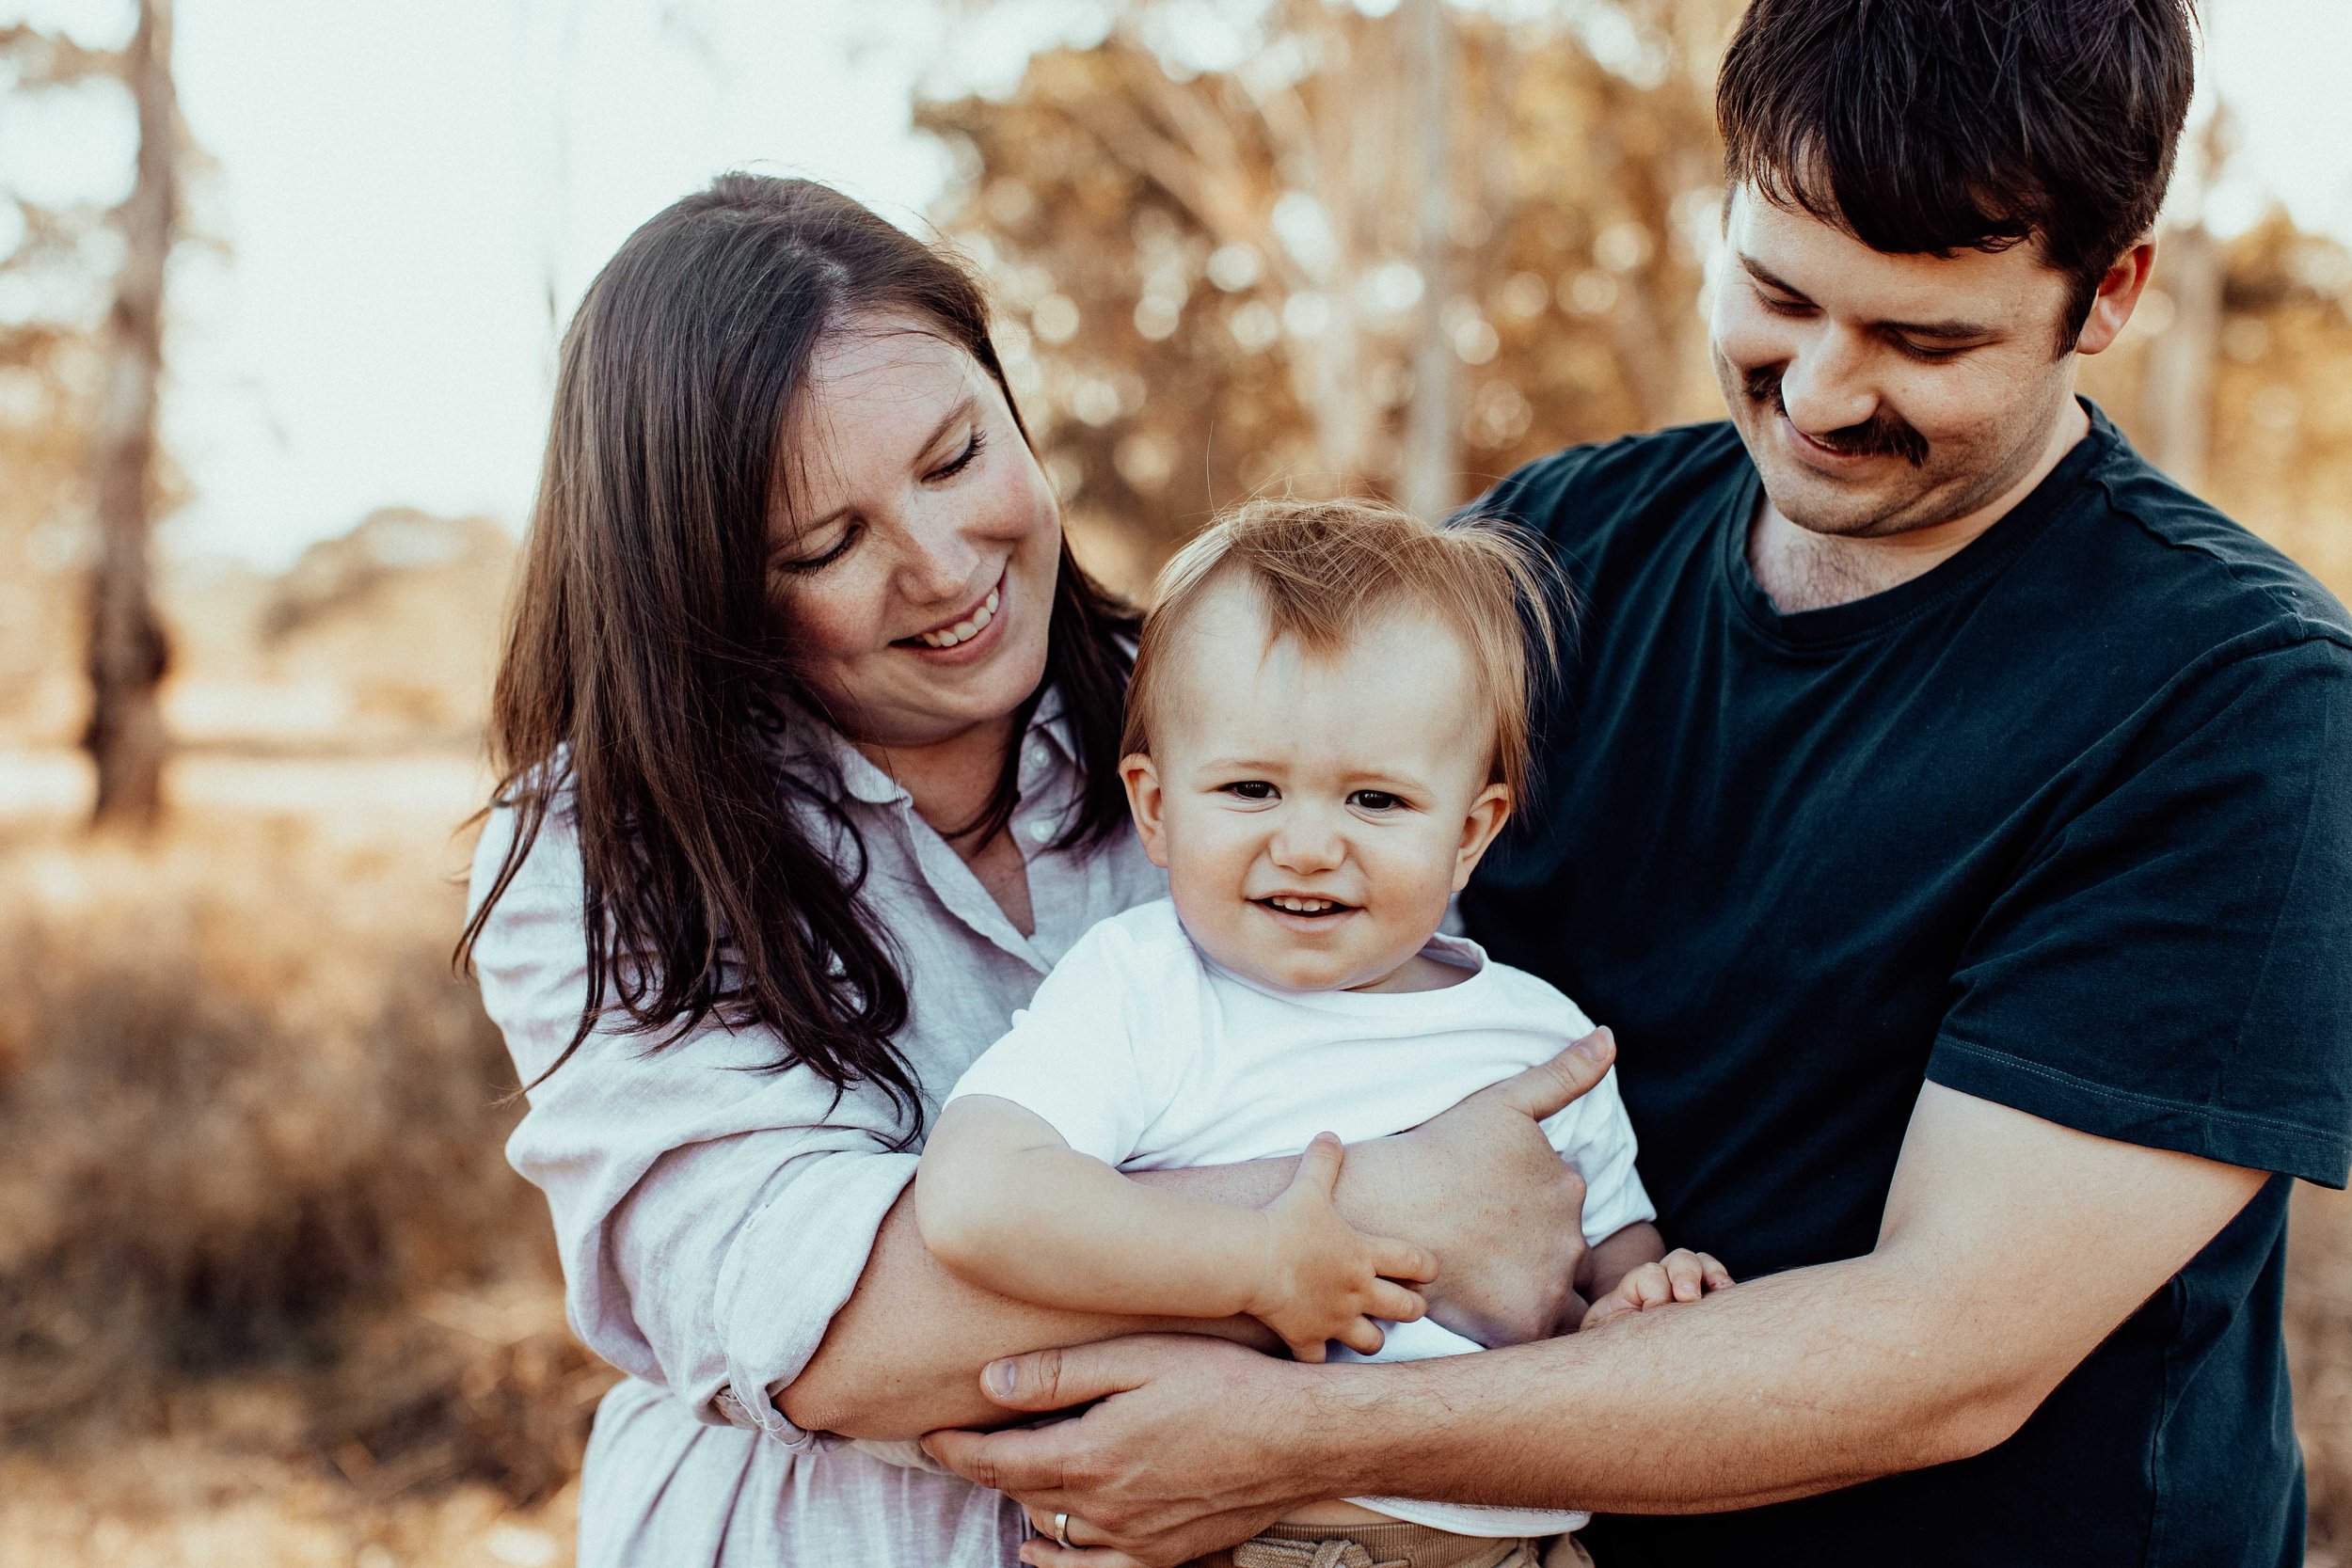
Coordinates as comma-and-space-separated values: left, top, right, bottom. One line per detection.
462, 174, 1593, 1566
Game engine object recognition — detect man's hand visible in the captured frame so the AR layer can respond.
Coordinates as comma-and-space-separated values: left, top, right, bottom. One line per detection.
1355, 1027, 1617, 1345
1581, 1248, 1734, 1332
923, 1336, 1330, 1568
1249, 1133, 1436, 1361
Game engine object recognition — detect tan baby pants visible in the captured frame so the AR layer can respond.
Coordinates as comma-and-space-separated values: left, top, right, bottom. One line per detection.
1182, 1521, 1597, 1568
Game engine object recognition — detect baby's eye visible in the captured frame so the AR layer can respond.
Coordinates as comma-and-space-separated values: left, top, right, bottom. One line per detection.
1221, 781, 1278, 801
1349, 790, 1406, 813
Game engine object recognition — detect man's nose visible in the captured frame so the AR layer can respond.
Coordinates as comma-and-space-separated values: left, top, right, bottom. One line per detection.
1775, 325, 1879, 436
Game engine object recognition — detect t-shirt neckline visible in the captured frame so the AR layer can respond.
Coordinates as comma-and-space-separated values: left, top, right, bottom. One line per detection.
1196, 928, 1494, 1015
1716, 399, 2118, 650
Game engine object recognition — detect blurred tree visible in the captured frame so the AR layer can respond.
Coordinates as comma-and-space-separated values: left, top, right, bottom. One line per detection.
0, 5, 188, 820
84, 0, 179, 830
0, 22, 121, 750
917, 0, 1740, 586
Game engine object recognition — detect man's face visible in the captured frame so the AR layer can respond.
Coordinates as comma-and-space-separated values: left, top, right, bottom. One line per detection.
1710, 186, 2084, 539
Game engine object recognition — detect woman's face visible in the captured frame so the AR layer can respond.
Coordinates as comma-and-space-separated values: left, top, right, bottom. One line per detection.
770, 313, 1062, 751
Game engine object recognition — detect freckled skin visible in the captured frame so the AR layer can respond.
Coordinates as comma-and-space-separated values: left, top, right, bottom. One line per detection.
1121, 581, 1512, 996
770, 314, 1064, 751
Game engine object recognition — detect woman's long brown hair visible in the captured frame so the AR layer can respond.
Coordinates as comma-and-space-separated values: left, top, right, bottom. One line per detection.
457, 175, 1138, 1142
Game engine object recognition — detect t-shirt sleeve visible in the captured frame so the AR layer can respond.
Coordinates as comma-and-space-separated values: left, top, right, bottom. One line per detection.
1540, 1063, 1658, 1243
1928, 635, 2352, 1186
943, 916, 1178, 1166
1529, 987, 1656, 1240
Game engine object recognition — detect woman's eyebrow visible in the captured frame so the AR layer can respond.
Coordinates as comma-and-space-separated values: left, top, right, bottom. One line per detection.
915, 395, 979, 460
787, 396, 981, 539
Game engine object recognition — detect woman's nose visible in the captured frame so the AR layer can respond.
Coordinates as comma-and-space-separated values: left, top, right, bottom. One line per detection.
1776, 325, 1880, 437
896, 507, 986, 606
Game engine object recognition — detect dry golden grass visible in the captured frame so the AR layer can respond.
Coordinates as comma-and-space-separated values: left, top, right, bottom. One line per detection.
0, 798, 612, 1564
1, 779, 2347, 1563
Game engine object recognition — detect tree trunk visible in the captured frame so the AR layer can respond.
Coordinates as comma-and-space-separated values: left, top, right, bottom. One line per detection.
2140, 221, 2221, 491
84, 0, 175, 830
1400, 0, 1457, 520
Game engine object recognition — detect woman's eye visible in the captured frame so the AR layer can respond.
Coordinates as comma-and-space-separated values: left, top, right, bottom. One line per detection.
774, 522, 862, 576
1222, 781, 1277, 801
1757, 291, 1811, 317
928, 427, 987, 482
1350, 790, 1405, 813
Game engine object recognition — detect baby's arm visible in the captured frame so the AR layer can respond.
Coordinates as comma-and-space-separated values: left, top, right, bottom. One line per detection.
1579, 1221, 1733, 1330
916, 1094, 1436, 1361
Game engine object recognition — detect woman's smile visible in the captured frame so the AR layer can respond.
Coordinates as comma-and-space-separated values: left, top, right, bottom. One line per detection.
895, 570, 1009, 665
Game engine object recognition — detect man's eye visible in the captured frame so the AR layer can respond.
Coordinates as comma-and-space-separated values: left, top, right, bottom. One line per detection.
1350, 790, 1405, 812
1222, 781, 1277, 800
1895, 337, 1969, 363
1757, 291, 1812, 316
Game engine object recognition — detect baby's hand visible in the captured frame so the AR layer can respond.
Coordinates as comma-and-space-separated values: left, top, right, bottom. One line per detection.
1580, 1248, 1734, 1331
1248, 1132, 1438, 1362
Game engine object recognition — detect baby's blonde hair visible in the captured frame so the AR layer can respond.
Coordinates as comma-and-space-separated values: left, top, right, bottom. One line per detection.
1121, 497, 1566, 805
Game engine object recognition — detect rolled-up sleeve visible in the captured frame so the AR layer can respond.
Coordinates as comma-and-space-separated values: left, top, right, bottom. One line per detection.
469, 803, 917, 1451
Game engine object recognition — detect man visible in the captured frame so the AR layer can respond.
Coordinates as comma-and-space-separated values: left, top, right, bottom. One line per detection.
925, 1, 2352, 1563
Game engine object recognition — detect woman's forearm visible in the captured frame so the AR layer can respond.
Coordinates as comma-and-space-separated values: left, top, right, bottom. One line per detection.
782, 1183, 1279, 1440
786, 1120, 1578, 1440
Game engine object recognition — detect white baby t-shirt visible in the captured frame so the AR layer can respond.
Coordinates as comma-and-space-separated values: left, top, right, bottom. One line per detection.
943, 897, 1655, 1538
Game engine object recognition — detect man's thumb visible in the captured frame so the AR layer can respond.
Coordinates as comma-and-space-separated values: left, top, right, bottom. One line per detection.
1493, 1027, 1614, 1119
978, 1341, 1146, 1413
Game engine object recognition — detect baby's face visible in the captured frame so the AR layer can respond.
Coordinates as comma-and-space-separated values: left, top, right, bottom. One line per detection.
1122, 578, 1512, 993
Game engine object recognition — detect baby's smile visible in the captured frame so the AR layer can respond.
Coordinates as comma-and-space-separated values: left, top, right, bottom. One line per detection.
1122, 578, 1510, 996
1257, 894, 1355, 917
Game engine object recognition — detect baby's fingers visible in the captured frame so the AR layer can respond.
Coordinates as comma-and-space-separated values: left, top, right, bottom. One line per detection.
1662, 1249, 1707, 1302
1285, 1332, 1331, 1364
1698, 1253, 1735, 1291
1372, 1236, 1438, 1284
1625, 1262, 1673, 1310
1287, 1132, 1346, 1201
1369, 1280, 1427, 1323
1337, 1317, 1387, 1357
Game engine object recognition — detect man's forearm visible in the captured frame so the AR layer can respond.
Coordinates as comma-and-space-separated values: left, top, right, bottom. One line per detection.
1312, 1252, 2016, 1513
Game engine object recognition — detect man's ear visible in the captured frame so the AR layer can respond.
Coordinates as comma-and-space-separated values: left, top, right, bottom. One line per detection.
2074, 238, 2158, 356
1451, 783, 1514, 892
1120, 752, 1171, 869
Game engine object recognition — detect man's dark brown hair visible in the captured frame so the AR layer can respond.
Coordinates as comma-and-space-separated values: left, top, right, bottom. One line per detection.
1717, 0, 2198, 349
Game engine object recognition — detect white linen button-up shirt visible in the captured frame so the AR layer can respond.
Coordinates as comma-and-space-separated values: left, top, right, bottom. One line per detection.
468, 690, 1165, 1567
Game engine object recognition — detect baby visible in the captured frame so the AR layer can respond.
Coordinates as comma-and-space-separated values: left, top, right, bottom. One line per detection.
917, 499, 1729, 1567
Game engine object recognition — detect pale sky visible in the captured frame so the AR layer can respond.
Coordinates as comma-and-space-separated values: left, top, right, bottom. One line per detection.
2, 0, 2348, 568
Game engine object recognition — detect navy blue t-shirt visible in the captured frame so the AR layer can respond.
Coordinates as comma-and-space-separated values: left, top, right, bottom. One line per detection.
1460, 406, 2352, 1566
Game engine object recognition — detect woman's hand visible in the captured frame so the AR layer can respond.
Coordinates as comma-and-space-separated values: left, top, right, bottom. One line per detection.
1248, 1133, 1436, 1361
1338, 1028, 1616, 1347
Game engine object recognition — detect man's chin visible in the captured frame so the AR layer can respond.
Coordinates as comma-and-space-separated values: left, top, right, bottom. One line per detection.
1754, 458, 1913, 540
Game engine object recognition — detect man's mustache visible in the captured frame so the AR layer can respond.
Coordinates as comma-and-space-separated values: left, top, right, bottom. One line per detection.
1743, 366, 1930, 468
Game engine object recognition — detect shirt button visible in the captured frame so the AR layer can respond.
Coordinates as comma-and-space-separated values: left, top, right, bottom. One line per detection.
1027, 818, 1054, 843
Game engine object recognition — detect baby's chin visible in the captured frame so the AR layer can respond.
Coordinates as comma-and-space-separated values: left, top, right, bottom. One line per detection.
1174, 900, 1419, 994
